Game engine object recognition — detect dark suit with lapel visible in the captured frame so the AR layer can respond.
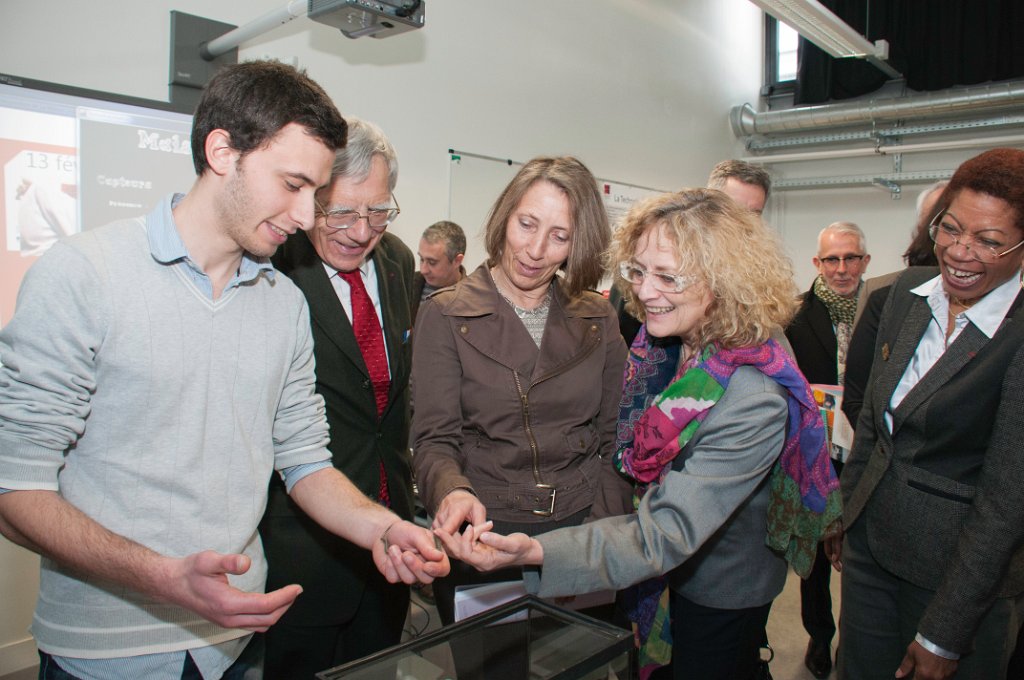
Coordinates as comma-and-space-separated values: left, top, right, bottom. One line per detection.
787, 285, 840, 386
840, 267, 1024, 669
410, 271, 427, 324
785, 283, 843, 648
260, 230, 416, 676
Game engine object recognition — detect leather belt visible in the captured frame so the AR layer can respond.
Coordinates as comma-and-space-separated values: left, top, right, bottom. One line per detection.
474, 480, 593, 517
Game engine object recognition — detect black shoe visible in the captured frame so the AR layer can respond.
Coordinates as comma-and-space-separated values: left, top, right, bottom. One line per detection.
804, 638, 832, 679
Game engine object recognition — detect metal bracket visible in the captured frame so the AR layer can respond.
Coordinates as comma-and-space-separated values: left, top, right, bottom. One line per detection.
169, 11, 238, 110
872, 177, 902, 199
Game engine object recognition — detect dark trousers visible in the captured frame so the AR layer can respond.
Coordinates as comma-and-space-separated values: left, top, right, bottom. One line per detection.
39, 634, 263, 680
801, 536, 837, 646
1008, 621, 1024, 679
263, 573, 409, 680
657, 591, 772, 680
839, 517, 1021, 680
801, 458, 842, 645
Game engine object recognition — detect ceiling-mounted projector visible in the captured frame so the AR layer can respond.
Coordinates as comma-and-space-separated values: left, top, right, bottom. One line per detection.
308, 0, 425, 39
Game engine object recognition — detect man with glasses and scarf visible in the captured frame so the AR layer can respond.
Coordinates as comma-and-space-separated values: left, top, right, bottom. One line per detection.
259, 117, 418, 679
785, 221, 870, 679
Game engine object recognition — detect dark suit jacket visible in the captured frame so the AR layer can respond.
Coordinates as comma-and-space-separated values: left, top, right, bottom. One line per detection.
842, 284, 890, 427
261, 230, 416, 626
785, 285, 839, 386
411, 272, 426, 323
841, 267, 1024, 652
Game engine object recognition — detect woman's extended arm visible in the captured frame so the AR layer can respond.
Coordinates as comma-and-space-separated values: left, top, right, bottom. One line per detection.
441, 369, 788, 598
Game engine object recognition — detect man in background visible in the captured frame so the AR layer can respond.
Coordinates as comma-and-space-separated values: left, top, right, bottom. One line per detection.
0, 62, 445, 680
786, 221, 871, 679
412, 219, 466, 322
706, 158, 772, 215
260, 117, 420, 679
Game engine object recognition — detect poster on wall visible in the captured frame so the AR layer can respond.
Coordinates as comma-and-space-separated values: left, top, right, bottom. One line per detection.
78, 112, 193, 230
0, 78, 193, 328
600, 180, 664, 230
0, 107, 76, 253
598, 180, 666, 294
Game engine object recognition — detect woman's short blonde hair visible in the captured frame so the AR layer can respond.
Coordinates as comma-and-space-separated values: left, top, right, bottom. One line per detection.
609, 188, 799, 349
483, 156, 609, 298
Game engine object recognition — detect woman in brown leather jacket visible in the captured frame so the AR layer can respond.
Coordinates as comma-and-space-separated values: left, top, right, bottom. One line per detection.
411, 156, 633, 627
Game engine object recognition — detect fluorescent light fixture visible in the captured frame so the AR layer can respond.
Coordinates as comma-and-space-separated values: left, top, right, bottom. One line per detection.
750, 0, 901, 79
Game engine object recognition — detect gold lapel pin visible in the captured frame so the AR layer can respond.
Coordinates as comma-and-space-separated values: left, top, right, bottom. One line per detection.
882, 343, 890, 361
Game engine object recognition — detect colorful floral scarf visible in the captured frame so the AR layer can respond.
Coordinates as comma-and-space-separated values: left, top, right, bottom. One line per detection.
613, 327, 842, 679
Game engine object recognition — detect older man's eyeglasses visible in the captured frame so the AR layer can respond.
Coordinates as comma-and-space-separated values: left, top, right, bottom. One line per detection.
818, 255, 866, 269
929, 211, 1024, 264
619, 262, 695, 294
315, 195, 401, 232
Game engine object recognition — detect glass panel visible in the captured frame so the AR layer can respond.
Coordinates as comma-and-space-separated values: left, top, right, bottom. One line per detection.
318, 596, 634, 680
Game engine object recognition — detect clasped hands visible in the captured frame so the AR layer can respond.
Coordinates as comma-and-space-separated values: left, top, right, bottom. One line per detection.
430, 489, 543, 570
372, 518, 451, 585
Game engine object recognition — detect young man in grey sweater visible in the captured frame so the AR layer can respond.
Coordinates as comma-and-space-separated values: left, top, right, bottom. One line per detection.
0, 61, 447, 679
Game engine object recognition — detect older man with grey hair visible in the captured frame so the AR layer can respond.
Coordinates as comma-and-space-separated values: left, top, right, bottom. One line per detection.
786, 221, 870, 678
259, 117, 421, 679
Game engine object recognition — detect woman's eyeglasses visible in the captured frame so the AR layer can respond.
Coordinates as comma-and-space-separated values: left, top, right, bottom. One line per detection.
619, 262, 695, 294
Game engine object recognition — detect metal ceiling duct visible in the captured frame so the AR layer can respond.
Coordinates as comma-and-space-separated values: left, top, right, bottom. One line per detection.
731, 79, 1024, 137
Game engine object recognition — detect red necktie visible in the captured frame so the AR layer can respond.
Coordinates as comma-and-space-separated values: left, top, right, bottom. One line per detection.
339, 269, 391, 506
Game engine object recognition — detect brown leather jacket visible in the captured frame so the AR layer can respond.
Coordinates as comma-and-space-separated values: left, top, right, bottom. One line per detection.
411, 266, 633, 525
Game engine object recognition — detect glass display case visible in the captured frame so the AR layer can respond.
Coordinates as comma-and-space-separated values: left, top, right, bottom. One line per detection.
316, 595, 635, 680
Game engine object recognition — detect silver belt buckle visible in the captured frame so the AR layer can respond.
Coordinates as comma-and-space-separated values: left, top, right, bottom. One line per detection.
532, 483, 556, 517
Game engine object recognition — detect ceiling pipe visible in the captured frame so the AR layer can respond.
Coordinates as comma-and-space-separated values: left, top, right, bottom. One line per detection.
739, 133, 1024, 164
731, 79, 1024, 137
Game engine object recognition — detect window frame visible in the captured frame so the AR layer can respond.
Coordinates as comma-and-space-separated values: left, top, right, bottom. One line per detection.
763, 16, 797, 96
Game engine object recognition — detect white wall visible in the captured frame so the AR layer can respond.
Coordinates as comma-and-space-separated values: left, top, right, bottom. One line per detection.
0, 0, 764, 672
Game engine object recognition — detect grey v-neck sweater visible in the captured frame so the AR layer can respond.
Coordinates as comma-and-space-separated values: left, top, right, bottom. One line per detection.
0, 198, 330, 657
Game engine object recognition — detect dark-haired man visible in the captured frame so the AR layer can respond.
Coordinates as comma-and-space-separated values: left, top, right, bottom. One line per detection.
411, 220, 467, 321
0, 61, 446, 680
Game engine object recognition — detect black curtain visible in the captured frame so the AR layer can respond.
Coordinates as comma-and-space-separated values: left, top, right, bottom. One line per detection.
794, 0, 1024, 104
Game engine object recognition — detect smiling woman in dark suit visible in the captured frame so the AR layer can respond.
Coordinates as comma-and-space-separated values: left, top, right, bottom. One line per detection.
837, 148, 1024, 680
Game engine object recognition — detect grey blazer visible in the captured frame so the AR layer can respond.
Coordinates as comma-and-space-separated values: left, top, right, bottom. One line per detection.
842, 267, 1024, 653
525, 366, 788, 610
